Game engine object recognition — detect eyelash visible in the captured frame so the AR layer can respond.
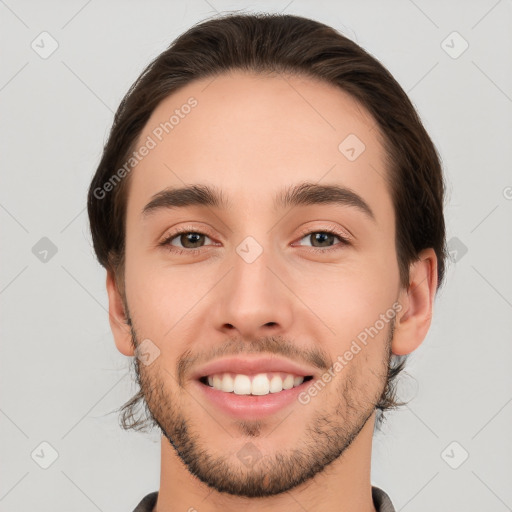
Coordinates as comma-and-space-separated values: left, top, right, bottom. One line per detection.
295, 227, 350, 254
159, 227, 216, 257
159, 226, 350, 256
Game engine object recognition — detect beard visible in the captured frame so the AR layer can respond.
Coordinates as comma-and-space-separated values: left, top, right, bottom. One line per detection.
126, 314, 395, 498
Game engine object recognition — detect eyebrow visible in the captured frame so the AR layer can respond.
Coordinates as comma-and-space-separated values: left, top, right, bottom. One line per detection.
141, 182, 376, 222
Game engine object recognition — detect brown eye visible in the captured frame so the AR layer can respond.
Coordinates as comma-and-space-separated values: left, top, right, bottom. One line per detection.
172, 232, 207, 249
159, 229, 216, 255
296, 230, 348, 250
308, 232, 337, 247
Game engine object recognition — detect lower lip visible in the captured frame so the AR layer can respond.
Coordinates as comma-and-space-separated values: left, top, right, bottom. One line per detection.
194, 379, 312, 419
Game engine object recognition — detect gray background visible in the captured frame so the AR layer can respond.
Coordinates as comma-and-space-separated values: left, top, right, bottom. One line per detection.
1, 0, 511, 510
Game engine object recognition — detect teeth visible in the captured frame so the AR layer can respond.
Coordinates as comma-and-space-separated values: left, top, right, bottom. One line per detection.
233, 375, 251, 395
213, 375, 222, 390
269, 375, 283, 393
282, 374, 294, 390
221, 373, 234, 392
205, 372, 306, 395
251, 374, 270, 395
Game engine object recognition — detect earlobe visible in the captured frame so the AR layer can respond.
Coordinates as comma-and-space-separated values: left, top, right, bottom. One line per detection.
391, 248, 438, 356
106, 269, 135, 357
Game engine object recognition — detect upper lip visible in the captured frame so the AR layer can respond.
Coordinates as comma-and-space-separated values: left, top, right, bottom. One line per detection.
192, 356, 318, 380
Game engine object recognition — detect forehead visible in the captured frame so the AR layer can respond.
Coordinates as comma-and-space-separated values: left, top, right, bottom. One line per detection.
126, 70, 392, 227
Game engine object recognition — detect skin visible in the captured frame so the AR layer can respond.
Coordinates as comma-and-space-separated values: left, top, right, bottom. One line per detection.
106, 71, 438, 512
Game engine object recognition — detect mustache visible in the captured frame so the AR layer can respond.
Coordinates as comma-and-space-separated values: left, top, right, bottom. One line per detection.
176, 335, 331, 386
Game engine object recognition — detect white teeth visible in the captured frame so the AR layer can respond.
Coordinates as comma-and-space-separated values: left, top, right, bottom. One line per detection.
251, 374, 270, 395
269, 375, 283, 393
233, 375, 252, 395
204, 372, 306, 395
213, 374, 222, 390
221, 374, 234, 392
282, 374, 294, 390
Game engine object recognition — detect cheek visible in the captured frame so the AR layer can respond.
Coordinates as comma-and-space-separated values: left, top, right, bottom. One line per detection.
293, 254, 398, 339
124, 256, 213, 339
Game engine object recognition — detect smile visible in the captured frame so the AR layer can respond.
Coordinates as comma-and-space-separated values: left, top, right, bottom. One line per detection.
199, 372, 314, 396
195, 373, 315, 420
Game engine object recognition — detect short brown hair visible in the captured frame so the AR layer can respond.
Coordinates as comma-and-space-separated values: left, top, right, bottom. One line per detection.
87, 12, 448, 429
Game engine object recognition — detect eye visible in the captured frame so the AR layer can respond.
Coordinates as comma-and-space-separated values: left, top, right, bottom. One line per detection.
170, 231, 211, 249
158, 226, 350, 256
159, 228, 216, 256
294, 228, 350, 253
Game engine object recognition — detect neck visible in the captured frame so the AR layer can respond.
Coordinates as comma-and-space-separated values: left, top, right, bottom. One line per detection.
154, 411, 378, 512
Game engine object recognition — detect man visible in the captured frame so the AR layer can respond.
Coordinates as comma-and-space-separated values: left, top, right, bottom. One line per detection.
88, 12, 447, 512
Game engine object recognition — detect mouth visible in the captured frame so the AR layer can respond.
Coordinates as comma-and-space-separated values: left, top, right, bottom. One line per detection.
191, 356, 319, 418
194, 372, 315, 419
198, 372, 314, 396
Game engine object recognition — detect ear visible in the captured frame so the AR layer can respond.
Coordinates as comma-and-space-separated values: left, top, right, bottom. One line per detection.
392, 248, 438, 356
106, 269, 135, 356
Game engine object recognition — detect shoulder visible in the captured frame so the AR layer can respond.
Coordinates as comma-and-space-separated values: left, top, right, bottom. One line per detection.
132, 491, 158, 512
132, 488, 393, 511
372, 485, 396, 512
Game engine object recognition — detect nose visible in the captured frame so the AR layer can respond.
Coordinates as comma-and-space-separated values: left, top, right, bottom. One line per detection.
213, 239, 294, 339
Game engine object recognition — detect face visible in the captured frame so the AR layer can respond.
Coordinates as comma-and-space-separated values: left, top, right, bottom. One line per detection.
120, 71, 402, 497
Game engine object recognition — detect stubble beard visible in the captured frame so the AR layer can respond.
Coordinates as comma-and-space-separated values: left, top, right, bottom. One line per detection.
129, 320, 394, 498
